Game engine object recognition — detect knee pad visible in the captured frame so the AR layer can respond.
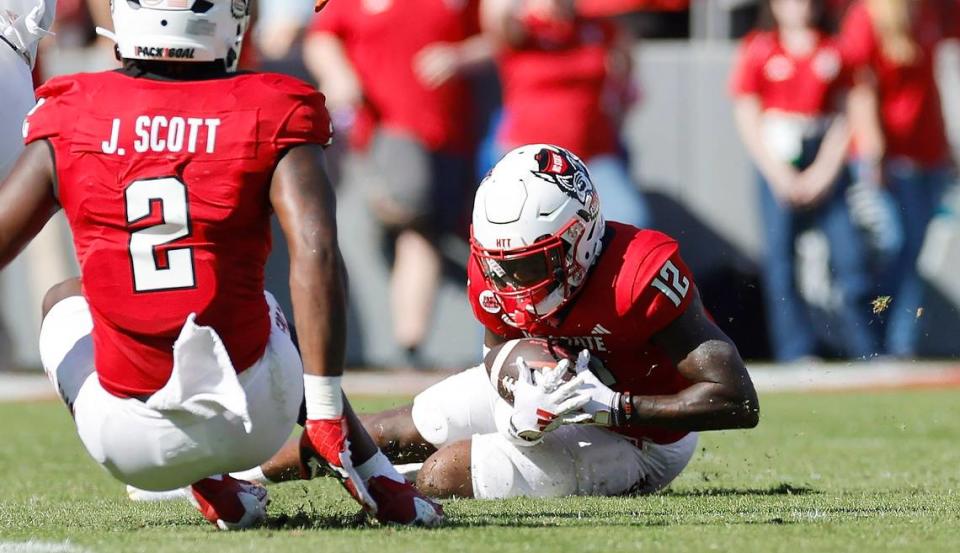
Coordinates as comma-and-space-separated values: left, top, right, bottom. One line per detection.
38, 296, 95, 407
411, 366, 497, 447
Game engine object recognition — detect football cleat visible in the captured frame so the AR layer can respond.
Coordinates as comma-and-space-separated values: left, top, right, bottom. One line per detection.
189, 475, 268, 531
366, 476, 445, 527
299, 417, 377, 514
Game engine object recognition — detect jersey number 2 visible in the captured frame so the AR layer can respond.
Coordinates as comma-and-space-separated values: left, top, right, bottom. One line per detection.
651, 260, 689, 307
125, 177, 196, 292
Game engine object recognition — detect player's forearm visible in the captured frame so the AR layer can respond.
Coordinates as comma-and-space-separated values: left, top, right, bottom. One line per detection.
626, 382, 759, 431
0, 142, 58, 268
289, 249, 347, 377
628, 337, 759, 431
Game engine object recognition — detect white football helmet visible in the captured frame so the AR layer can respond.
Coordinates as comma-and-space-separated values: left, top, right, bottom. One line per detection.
471, 144, 604, 329
102, 0, 251, 71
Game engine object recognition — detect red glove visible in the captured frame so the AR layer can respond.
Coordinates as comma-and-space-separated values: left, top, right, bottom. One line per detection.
299, 417, 377, 514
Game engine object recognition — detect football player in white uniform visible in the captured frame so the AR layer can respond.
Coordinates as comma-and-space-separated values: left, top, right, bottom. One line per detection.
0, 0, 54, 178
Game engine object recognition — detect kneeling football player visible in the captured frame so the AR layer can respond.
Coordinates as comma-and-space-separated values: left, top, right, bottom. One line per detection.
0, 0, 441, 528
211, 144, 759, 499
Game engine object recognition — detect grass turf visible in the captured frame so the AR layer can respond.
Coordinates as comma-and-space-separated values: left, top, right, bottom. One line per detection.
0, 390, 957, 553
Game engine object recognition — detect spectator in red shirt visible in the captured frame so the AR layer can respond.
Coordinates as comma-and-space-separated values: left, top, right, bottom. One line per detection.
841, 0, 955, 357
481, 0, 650, 228
304, 0, 490, 366
731, 0, 878, 361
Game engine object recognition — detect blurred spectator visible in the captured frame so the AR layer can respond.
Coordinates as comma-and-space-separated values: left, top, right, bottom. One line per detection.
304, 0, 490, 367
841, 0, 956, 357
731, 0, 878, 361
481, 0, 650, 228
256, 0, 314, 61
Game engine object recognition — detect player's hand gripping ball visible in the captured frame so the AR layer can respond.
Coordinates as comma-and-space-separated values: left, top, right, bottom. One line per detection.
483, 338, 579, 404
484, 338, 592, 444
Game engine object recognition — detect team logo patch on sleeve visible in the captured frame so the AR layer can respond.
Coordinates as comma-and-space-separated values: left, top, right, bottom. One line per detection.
532, 147, 593, 204
478, 290, 501, 314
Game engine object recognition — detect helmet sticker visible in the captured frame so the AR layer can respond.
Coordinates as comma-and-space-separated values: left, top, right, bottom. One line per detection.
186, 18, 216, 37
532, 147, 593, 205
478, 290, 501, 314
232, 0, 248, 18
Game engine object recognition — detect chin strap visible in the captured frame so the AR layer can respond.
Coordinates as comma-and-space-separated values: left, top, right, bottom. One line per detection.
95, 27, 117, 42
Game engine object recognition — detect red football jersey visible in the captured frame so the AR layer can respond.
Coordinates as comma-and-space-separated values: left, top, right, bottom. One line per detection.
469, 222, 694, 445
24, 71, 333, 397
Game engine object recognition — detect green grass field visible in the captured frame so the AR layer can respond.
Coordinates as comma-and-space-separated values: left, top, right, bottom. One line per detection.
0, 390, 958, 553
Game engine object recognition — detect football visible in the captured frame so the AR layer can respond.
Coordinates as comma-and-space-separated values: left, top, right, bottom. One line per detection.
483, 338, 577, 404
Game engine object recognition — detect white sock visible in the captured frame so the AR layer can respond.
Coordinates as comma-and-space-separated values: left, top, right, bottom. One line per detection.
355, 451, 404, 484
230, 466, 270, 485
394, 462, 424, 484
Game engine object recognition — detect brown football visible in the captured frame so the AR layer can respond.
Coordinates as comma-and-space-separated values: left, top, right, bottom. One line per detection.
483, 338, 577, 405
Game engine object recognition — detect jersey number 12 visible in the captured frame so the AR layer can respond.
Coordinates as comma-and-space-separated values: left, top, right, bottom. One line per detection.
651, 259, 689, 307
125, 177, 196, 292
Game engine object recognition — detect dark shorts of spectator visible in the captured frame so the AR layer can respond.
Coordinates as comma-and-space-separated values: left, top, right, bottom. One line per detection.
363, 128, 471, 237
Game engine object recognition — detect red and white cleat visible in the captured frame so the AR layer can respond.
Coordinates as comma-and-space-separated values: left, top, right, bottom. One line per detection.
189, 475, 269, 530
300, 417, 377, 513
367, 476, 444, 527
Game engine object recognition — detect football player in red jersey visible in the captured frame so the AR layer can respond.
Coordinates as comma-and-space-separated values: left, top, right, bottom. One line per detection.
0, 0, 441, 528
225, 144, 759, 499
384, 144, 760, 498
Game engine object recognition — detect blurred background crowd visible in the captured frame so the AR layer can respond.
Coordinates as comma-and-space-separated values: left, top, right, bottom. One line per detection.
4, 0, 960, 370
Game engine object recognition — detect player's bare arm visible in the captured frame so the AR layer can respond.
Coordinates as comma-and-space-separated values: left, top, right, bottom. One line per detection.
271, 144, 444, 525
640, 291, 760, 430
563, 289, 759, 432
0, 141, 58, 268
270, 144, 347, 381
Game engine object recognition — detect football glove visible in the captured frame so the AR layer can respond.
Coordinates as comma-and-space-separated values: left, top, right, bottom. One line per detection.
568, 350, 624, 427
502, 356, 590, 446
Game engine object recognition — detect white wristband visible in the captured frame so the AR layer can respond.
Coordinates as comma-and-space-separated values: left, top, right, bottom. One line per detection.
303, 374, 343, 420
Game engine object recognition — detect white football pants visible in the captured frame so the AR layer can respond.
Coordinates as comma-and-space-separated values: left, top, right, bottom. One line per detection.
411, 365, 698, 499
39, 291, 304, 491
